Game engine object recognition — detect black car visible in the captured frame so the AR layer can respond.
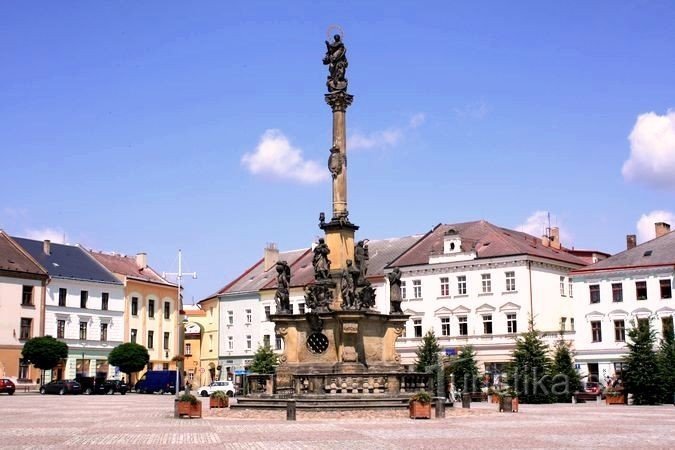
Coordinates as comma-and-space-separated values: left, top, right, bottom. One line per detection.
40, 380, 81, 395
75, 377, 127, 395
102, 380, 128, 395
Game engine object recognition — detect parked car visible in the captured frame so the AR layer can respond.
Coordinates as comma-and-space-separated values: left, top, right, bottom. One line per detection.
0, 378, 15, 395
103, 380, 128, 395
135, 370, 180, 394
75, 376, 104, 395
40, 380, 81, 395
583, 382, 602, 394
198, 380, 235, 397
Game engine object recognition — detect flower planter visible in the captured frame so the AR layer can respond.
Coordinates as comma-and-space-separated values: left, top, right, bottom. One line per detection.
491, 394, 500, 403
606, 394, 625, 405
176, 400, 202, 418
409, 401, 431, 419
210, 397, 229, 408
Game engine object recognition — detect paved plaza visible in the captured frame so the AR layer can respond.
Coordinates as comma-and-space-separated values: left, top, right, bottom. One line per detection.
1, 393, 674, 449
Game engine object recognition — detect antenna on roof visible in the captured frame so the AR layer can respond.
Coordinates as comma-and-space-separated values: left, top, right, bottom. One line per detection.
545, 212, 551, 240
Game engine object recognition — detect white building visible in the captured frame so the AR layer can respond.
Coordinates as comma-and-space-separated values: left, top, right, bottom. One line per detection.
571, 222, 675, 384
14, 238, 124, 381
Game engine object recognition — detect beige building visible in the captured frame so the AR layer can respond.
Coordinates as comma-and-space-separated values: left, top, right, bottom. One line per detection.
89, 251, 179, 381
183, 305, 205, 387
0, 232, 48, 382
195, 296, 220, 384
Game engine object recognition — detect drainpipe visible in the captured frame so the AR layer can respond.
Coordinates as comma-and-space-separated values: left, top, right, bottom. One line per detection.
527, 261, 534, 330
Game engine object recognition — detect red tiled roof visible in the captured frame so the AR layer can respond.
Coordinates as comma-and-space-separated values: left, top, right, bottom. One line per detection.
0, 231, 48, 276
88, 250, 175, 286
389, 220, 588, 267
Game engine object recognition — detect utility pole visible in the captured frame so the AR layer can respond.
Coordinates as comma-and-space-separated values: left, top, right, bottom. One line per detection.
163, 249, 197, 399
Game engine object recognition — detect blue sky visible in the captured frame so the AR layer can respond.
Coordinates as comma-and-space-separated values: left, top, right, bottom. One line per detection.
2, 1, 675, 302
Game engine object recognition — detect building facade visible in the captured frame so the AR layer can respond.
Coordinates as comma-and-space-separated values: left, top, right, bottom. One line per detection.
183, 304, 205, 387
197, 296, 219, 384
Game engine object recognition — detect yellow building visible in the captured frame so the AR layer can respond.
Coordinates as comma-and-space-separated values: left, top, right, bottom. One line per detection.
195, 296, 219, 384
183, 305, 205, 387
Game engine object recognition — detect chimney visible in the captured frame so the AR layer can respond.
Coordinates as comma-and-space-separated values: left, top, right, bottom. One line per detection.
550, 227, 561, 250
136, 252, 147, 269
626, 234, 637, 250
263, 243, 279, 271
655, 222, 671, 238
540, 235, 550, 247
43, 240, 51, 255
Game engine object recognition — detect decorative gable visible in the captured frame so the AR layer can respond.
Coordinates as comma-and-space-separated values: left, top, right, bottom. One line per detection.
434, 307, 453, 316
498, 302, 521, 312
585, 311, 604, 320
452, 305, 471, 314
403, 308, 424, 317
631, 307, 652, 318
476, 303, 496, 313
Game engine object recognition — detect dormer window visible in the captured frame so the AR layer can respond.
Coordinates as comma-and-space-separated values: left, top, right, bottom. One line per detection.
443, 228, 462, 254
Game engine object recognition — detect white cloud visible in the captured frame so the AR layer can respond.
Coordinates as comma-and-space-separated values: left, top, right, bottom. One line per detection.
454, 100, 490, 120
622, 110, 675, 189
349, 113, 425, 151
241, 129, 328, 184
636, 210, 675, 243
516, 211, 572, 245
24, 227, 66, 243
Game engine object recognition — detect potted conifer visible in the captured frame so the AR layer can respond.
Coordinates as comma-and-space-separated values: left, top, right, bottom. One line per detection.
409, 391, 432, 419
176, 392, 202, 418
210, 390, 229, 408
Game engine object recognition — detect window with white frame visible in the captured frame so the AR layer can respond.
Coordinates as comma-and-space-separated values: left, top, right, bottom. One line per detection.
441, 317, 451, 336
413, 280, 422, 299
264, 305, 271, 320
246, 335, 252, 350
560, 276, 566, 296
568, 279, 573, 297
401, 281, 407, 299
275, 334, 283, 350
228, 336, 233, 350
440, 277, 449, 296
246, 309, 252, 323
482, 314, 493, 334
457, 275, 467, 295
507, 313, 517, 334
481, 274, 491, 293
591, 321, 602, 342
299, 303, 306, 314
263, 334, 270, 347
228, 310, 234, 325
505, 271, 516, 292
458, 316, 468, 336
413, 319, 422, 337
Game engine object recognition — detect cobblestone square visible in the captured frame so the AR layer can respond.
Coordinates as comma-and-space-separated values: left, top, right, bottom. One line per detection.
1, 393, 673, 449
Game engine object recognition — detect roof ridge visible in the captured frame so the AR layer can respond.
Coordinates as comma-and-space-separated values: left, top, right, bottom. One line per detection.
1, 231, 49, 275
387, 223, 442, 268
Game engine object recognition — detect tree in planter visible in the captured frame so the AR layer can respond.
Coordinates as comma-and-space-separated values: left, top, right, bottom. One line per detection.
624, 320, 662, 405
21, 336, 68, 385
249, 344, 278, 374
108, 343, 150, 385
550, 336, 580, 403
415, 330, 441, 392
449, 345, 480, 394
657, 318, 675, 404
506, 326, 553, 404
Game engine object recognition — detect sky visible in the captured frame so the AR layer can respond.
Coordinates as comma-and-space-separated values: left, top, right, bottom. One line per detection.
2, 1, 675, 302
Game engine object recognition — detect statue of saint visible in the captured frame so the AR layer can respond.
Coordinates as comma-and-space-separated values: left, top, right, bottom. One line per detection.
388, 267, 403, 314
341, 259, 356, 309
328, 145, 342, 179
274, 261, 291, 313
319, 212, 326, 228
323, 34, 348, 93
354, 240, 369, 284
312, 238, 331, 280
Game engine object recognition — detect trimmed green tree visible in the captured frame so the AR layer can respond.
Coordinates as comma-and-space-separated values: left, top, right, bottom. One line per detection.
506, 327, 553, 403
657, 320, 675, 404
249, 344, 278, 374
108, 343, 150, 384
624, 320, 662, 405
21, 336, 68, 385
550, 337, 580, 403
415, 330, 441, 392
449, 345, 480, 393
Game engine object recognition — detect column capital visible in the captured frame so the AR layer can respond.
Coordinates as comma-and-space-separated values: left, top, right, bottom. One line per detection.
325, 92, 354, 112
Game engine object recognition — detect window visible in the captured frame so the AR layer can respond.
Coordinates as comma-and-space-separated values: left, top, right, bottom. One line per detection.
289, 304, 294, 314
570, 318, 575, 331
591, 321, 602, 342
264, 305, 271, 320
612, 283, 623, 302
164, 301, 170, 319
636, 281, 648, 300
413, 319, 422, 338
22, 285, 33, 306
401, 281, 407, 299
185, 343, 192, 356
228, 336, 233, 350
147, 331, 154, 349
246, 309, 252, 323
162, 363, 169, 371
560, 317, 567, 331
637, 318, 649, 330
458, 316, 468, 336
57, 319, 65, 339
131, 297, 138, 316
246, 335, 252, 350
560, 276, 566, 296
482, 314, 493, 334
660, 279, 672, 299
569, 280, 574, 298
18, 359, 29, 380
589, 284, 600, 303
507, 314, 517, 334
441, 317, 451, 336
275, 334, 282, 350
614, 320, 625, 342
505, 271, 516, 292
80, 290, 88, 309
148, 299, 155, 318
228, 311, 234, 325
100, 323, 108, 341
299, 303, 306, 315
440, 277, 450, 296
662, 316, 674, 340
79, 321, 88, 340
163, 332, 170, 350
614, 362, 627, 378
413, 280, 422, 299
130, 328, 137, 344
263, 334, 271, 347
101, 292, 109, 310
20, 318, 32, 340
58, 288, 67, 306
457, 276, 467, 295
481, 274, 492, 293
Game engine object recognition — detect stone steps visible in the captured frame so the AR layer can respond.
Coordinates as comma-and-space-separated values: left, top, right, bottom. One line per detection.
233, 396, 410, 410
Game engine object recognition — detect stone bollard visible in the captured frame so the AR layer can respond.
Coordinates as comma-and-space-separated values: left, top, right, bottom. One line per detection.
596, 395, 602, 406
435, 397, 446, 418
462, 393, 471, 409
286, 400, 296, 421
572, 395, 577, 405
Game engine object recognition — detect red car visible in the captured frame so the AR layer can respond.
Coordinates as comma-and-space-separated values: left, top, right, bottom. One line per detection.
0, 378, 16, 395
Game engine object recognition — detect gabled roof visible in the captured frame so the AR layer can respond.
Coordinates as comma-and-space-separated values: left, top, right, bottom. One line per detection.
0, 231, 47, 277
572, 230, 675, 273
12, 237, 121, 284
389, 220, 588, 267
87, 250, 175, 287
